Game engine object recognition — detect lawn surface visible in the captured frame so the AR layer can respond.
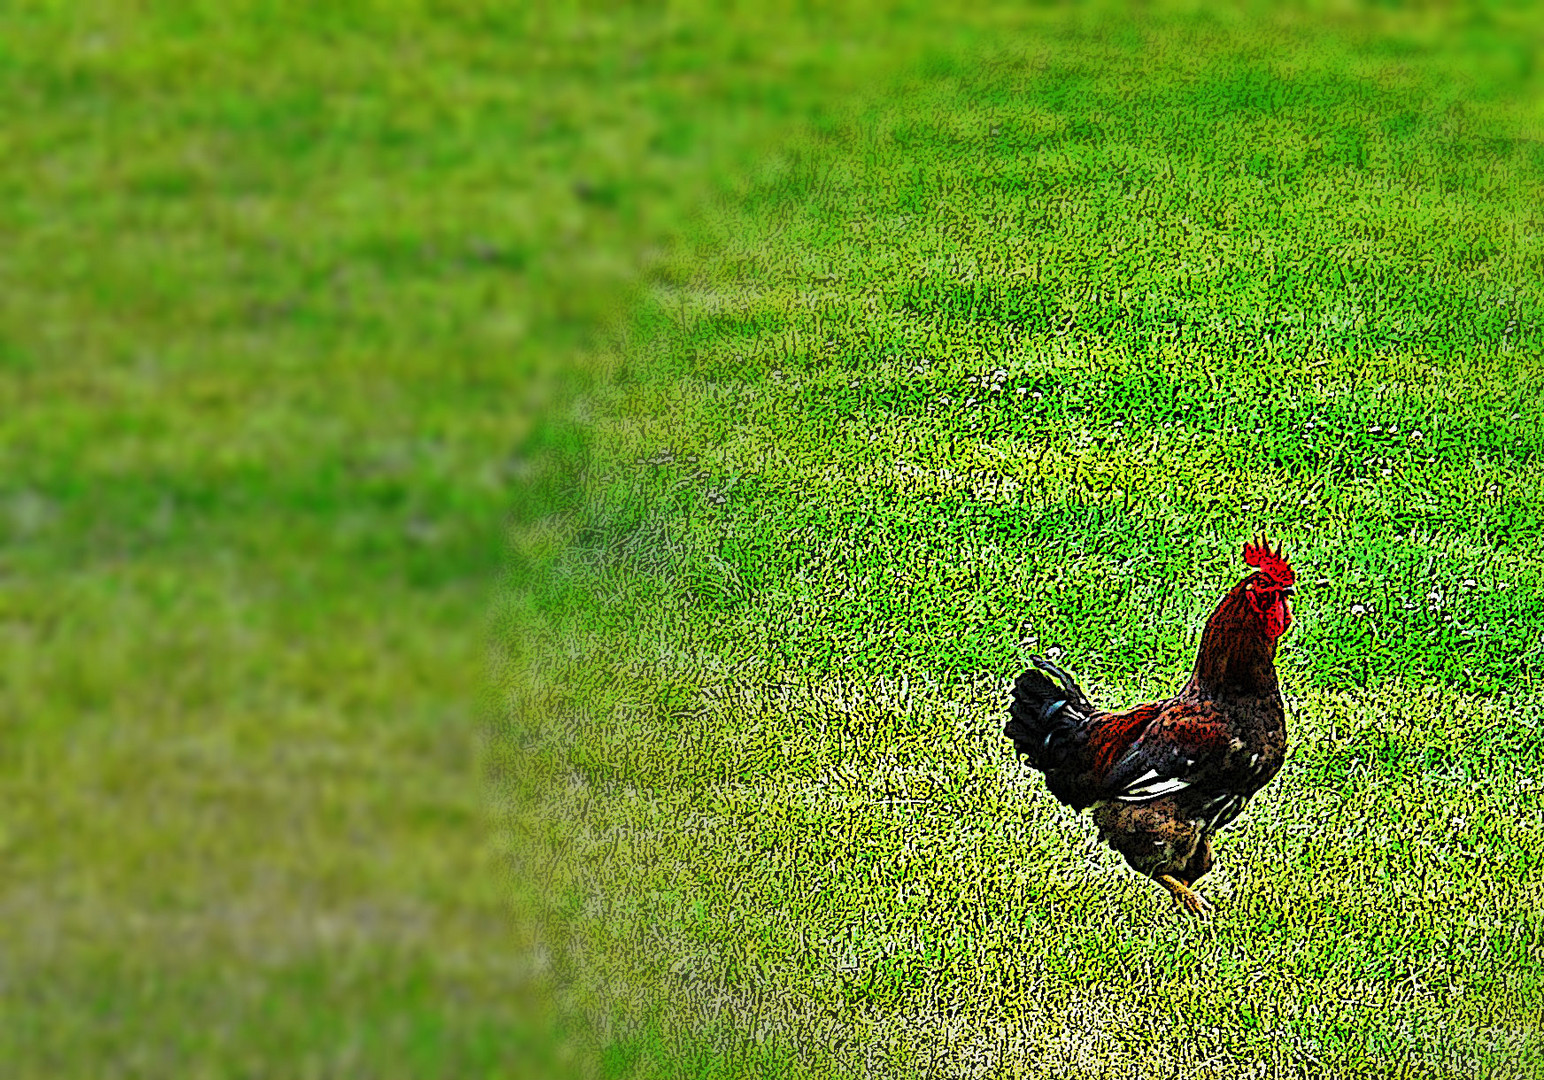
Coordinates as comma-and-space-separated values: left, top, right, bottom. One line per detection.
501, 4, 1544, 1078
1, 2, 965, 1076
3, 1, 1541, 1077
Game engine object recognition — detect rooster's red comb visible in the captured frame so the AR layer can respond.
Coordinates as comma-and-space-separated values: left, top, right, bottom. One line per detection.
1243, 533, 1295, 588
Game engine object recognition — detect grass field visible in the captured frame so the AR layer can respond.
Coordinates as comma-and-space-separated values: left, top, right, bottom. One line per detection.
502, 5, 1544, 1078
2, 0, 1540, 1077
0, 2, 1080, 1076
0, 2, 943, 1076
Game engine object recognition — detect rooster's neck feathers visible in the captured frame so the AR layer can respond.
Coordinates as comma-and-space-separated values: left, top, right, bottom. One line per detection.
1184, 582, 1280, 700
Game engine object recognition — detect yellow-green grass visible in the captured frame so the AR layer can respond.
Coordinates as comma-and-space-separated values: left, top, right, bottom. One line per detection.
502, 7, 1544, 1078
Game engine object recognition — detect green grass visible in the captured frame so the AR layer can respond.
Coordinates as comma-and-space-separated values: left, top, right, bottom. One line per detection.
6, 1, 1173, 1075
5, 0, 1542, 1076
501, 7, 1544, 1078
0, 2, 1013, 1076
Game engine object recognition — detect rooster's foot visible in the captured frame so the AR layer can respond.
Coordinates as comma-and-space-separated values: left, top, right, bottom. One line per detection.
1156, 874, 1214, 918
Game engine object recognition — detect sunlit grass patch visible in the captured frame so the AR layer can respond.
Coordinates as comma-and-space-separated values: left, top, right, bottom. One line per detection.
527, 663, 1544, 1077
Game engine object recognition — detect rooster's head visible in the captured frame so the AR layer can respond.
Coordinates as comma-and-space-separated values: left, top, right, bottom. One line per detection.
1241, 533, 1295, 640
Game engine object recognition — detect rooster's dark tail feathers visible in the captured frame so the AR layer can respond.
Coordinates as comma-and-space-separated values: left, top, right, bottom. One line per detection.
1005, 657, 1094, 776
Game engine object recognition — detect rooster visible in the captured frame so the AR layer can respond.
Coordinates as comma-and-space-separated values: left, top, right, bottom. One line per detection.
1004, 535, 1296, 916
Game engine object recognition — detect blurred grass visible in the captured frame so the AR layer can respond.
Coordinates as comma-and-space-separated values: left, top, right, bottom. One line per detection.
0, 1, 1066, 1076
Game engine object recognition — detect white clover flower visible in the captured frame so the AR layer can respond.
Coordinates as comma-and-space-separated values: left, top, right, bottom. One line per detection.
1350, 604, 1368, 616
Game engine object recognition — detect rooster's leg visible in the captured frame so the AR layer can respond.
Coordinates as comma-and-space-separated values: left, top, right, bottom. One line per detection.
1156, 874, 1213, 917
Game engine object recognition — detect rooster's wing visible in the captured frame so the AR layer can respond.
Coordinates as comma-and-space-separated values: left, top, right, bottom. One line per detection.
1095, 704, 1234, 804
